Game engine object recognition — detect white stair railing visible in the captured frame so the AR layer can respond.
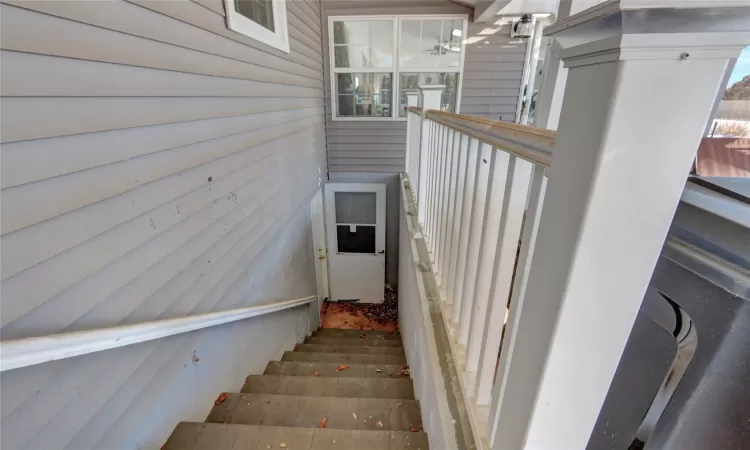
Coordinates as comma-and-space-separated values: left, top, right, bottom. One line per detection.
404, 87, 555, 448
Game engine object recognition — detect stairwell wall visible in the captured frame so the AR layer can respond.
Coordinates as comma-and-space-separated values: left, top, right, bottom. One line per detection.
0, 0, 326, 448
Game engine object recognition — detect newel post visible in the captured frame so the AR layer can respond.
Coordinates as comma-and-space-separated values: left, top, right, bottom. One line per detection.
490, 3, 750, 450
416, 84, 444, 225
405, 90, 420, 186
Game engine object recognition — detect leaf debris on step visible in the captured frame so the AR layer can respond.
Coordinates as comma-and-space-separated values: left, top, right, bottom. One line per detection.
376, 420, 384, 428
214, 392, 228, 405
336, 364, 349, 372
314, 371, 321, 377
279, 443, 287, 448
353, 413, 357, 420
320, 417, 327, 428
397, 402, 403, 407
398, 365, 410, 377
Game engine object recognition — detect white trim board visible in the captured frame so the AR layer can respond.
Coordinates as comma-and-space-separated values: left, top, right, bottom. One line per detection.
0, 295, 317, 372
224, 0, 290, 53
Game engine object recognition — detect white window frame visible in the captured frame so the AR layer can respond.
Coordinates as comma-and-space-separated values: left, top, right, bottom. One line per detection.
225, 0, 290, 53
329, 14, 468, 122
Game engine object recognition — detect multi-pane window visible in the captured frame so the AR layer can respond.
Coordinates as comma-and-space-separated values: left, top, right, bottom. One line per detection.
330, 16, 466, 120
225, 0, 289, 53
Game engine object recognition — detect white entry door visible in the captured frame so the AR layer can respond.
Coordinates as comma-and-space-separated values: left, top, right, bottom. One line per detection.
324, 183, 386, 304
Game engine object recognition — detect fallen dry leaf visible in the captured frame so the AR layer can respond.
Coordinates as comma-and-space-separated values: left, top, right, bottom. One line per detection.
352, 412, 357, 420
360, 334, 367, 338
397, 402, 403, 407
279, 444, 287, 448
376, 420, 384, 428
314, 371, 321, 377
375, 369, 382, 373
214, 392, 228, 406
320, 417, 327, 428
410, 425, 419, 433
398, 365, 410, 377
336, 364, 349, 372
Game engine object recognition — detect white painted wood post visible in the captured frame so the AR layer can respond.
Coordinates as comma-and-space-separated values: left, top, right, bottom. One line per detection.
405, 91, 420, 182
490, 4, 750, 450
416, 85, 444, 225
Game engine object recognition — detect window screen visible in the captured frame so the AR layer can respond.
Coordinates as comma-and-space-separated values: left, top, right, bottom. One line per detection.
235, 0, 274, 31
334, 192, 377, 224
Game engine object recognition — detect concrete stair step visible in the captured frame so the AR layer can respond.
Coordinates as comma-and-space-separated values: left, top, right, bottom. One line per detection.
264, 362, 410, 378
313, 329, 401, 340
242, 375, 415, 399
295, 344, 404, 355
163, 422, 428, 450
206, 393, 423, 432
281, 351, 406, 366
305, 336, 403, 347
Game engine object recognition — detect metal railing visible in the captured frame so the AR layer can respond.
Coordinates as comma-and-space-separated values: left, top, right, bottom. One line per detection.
405, 105, 555, 447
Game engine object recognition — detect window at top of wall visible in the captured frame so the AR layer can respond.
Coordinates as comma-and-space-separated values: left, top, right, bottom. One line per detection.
225, 0, 289, 53
330, 16, 466, 121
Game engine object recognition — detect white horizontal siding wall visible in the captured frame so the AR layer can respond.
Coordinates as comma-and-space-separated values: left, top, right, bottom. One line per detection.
0, 0, 325, 448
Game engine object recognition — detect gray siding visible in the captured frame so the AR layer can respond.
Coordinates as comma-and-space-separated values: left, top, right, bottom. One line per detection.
461, 21, 527, 121
322, 1, 527, 173
0, 0, 325, 448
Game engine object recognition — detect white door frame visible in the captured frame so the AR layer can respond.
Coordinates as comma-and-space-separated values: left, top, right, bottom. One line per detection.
324, 182, 387, 304
310, 188, 329, 307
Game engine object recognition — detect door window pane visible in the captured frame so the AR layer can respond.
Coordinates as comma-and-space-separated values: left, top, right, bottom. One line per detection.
336, 225, 376, 253
336, 73, 392, 118
335, 192, 377, 224
235, 0, 274, 31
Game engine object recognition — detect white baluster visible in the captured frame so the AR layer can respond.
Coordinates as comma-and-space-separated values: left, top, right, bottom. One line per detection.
426, 122, 443, 246
438, 129, 459, 294
488, 165, 546, 444
452, 138, 480, 330
405, 92, 420, 181
436, 128, 455, 282
458, 142, 493, 345
427, 124, 443, 258
417, 85, 444, 228
465, 151, 511, 372
442, 131, 464, 303
473, 156, 534, 405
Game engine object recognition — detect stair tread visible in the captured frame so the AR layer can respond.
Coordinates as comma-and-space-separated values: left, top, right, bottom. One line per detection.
314, 329, 401, 341
264, 361, 410, 378
282, 351, 406, 365
206, 393, 422, 432
242, 375, 415, 399
306, 336, 403, 347
164, 422, 428, 450
295, 344, 404, 355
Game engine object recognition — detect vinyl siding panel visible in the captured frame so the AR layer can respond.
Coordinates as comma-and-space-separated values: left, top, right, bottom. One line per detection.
322, 2, 528, 173
461, 21, 527, 122
0, 0, 325, 449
